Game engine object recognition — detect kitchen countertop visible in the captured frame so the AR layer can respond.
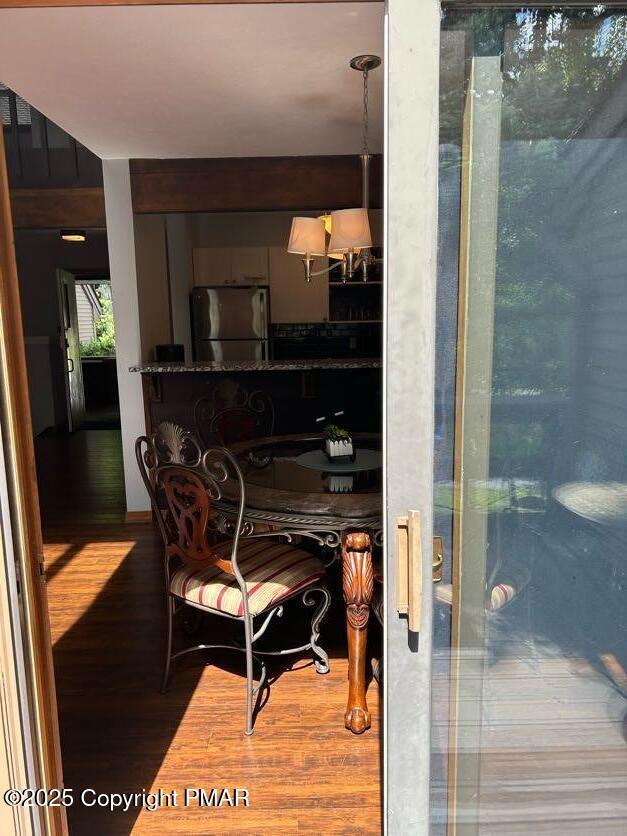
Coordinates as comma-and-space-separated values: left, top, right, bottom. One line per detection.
129, 358, 382, 374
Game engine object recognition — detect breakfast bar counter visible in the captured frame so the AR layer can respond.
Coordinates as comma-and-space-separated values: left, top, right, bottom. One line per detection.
129, 358, 381, 373
131, 358, 382, 440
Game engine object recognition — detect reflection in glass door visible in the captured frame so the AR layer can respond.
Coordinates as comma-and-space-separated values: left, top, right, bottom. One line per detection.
435, 7, 627, 832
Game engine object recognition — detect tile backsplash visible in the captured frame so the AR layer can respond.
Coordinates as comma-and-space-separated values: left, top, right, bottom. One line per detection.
272, 322, 382, 360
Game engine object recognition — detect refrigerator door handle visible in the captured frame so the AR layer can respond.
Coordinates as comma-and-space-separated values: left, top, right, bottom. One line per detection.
259, 290, 268, 341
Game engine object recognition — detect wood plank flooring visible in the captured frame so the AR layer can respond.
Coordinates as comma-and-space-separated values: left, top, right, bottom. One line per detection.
36, 429, 127, 525
38, 430, 382, 835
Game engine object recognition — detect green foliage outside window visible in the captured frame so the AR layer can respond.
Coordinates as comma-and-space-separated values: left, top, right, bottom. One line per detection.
80, 286, 116, 357
439, 9, 627, 475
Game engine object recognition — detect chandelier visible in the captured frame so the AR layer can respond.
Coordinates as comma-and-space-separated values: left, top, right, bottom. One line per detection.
287, 54, 381, 283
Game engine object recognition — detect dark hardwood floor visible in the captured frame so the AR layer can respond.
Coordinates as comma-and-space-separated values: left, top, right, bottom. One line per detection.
36, 429, 127, 526
36, 429, 382, 835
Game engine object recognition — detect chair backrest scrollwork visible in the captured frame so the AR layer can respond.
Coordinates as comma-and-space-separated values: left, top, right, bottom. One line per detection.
136, 426, 247, 570
135, 422, 203, 546
158, 467, 230, 573
194, 380, 275, 446
158, 446, 247, 576
157, 449, 253, 620
152, 421, 202, 468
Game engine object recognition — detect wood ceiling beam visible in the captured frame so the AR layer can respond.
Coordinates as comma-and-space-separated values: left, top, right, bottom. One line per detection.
9, 155, 383, 225
130, 155, 383, 214
10, 187, 106, 229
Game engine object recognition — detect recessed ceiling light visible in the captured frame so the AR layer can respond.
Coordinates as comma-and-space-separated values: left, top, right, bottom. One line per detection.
60, 230, 87, 243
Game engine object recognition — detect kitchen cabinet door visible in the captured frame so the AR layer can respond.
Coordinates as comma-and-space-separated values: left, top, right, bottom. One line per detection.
193, 247, 269, 285
268, 246, 329, 323
192, 247, 231, 285
231, 247, 269, 284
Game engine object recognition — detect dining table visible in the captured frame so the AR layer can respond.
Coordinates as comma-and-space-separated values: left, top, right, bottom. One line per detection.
213, 432, 383, 734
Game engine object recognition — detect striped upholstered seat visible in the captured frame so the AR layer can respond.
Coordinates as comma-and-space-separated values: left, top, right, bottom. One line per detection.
170, 538, 325, 617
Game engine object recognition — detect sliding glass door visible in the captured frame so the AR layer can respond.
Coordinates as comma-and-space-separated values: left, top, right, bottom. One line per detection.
386, 3, 627, 832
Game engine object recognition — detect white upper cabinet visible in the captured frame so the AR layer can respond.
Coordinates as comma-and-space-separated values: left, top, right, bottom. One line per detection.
231, 247, 269, 284
192, 247, 231, 285
192, 247, 269, 286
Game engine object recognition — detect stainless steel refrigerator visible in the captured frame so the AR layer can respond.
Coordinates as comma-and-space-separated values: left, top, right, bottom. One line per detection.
191, 286, 270, 361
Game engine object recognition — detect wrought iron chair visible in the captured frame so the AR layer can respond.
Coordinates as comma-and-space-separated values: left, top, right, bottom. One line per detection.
194, 379, 275, 447
135, 422, 330, 735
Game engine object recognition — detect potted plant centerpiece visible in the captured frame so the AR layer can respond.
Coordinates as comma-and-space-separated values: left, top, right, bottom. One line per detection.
323, 423, 355, 463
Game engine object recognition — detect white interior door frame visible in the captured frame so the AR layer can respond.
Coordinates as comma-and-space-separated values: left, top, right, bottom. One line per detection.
56, 269, 86, 433
384, 0, 440, 833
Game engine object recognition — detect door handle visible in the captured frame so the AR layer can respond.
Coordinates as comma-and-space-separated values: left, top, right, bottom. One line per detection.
396, 511, 422, 632
396, 512, 442, 634
67, 358, 74, 373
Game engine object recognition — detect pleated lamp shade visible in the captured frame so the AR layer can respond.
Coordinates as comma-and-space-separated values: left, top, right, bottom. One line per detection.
328, 208, 372, 253
287, 217, 326, 256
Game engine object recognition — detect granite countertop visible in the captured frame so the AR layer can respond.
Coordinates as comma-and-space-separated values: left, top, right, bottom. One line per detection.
129, 358, 382, 373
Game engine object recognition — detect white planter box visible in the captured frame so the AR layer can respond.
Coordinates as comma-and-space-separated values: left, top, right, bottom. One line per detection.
325, 438, 354, 460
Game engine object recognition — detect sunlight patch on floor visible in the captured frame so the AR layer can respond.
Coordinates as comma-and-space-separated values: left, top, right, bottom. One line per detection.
45, 540, 137, 645
43, 542, 75, 564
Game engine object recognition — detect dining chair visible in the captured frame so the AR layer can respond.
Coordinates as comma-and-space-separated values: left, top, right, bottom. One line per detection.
135, 423, 330, 735
194, 378, 275, 447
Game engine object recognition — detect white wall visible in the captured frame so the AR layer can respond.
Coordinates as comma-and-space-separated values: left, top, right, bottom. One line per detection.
103, 159, 148, 514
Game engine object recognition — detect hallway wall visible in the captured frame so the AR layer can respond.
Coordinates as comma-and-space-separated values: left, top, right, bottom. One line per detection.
14, 227, 109, 434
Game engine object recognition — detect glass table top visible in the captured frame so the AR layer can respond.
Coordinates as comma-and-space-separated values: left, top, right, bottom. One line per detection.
237, 436, 382, 497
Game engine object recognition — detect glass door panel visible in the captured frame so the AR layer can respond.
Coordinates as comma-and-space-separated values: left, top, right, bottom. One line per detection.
436, 7, 627, 832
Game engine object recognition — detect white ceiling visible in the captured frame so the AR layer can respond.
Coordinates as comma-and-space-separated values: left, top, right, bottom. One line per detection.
0, 4, 384, 159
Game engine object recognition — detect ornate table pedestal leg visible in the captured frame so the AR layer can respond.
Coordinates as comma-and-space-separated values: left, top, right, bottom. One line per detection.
342, 531, 374, 734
